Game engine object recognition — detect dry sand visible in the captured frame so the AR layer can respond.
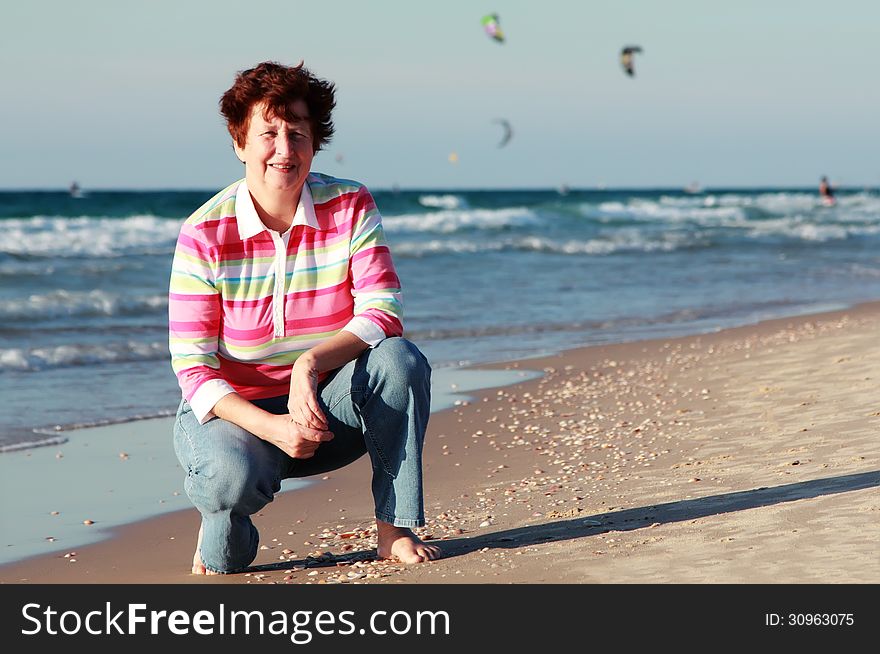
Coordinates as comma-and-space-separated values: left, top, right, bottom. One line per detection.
2, 304, 879, 584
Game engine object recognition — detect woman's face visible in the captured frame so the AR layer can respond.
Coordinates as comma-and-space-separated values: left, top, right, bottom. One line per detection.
234, 100, 315, 201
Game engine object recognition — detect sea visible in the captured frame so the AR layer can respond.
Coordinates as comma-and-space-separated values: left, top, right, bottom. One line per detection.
3, 185, 880, 452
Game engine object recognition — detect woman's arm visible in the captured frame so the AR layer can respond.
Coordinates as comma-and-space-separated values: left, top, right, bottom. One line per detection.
345, 186, 404, 338
287, 330, 370, 430
169, 220, 236, 423
287, 184, 403, 430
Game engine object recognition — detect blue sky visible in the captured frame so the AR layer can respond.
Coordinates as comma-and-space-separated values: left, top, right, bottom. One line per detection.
2, 0, 878, 189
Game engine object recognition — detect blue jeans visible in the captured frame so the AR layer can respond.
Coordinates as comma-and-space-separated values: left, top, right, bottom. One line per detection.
172, 337, 431, 574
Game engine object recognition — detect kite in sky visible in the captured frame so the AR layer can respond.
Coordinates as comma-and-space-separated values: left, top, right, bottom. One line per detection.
620, 45, 643, 77
493, 118, 513, 148
481, 13, 505, 43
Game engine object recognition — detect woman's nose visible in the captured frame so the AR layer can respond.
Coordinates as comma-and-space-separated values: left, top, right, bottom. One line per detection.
274, 135, 290, 157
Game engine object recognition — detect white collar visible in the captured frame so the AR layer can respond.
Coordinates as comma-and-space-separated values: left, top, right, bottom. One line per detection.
234, 179, 319, 239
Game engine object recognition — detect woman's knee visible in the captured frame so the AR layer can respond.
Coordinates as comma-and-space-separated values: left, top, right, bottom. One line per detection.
184, 431, 279, 516
196, 458, 275, 515
369, 337, 431, 387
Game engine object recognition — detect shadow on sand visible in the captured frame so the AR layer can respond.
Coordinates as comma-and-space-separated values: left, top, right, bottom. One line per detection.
250, 470, 879, 572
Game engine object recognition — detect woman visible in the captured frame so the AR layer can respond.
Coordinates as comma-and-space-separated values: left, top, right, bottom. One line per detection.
169, 61, 440, 574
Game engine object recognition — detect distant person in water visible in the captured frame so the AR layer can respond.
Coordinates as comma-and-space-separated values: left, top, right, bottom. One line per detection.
168, 61, 439, 575
819, 176, 836, 206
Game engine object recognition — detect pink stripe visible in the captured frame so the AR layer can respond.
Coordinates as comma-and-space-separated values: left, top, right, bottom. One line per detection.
360, 310, 403, 337
169, 298, 219, 321
300, 226, 352, 249
350, 244, 390, 264
220, 324, 274, 340
313, 189, 362, 214
170, 320, 221, 332
175, 232, 211, 256
221, 296, 273, 309
286, 306, 354, 330
355, 270, 401, 289
287, 280, 348, 300
169, 292, 217, 302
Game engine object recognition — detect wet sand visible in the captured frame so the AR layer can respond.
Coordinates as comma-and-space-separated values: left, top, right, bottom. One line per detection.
2, 303, 879, 584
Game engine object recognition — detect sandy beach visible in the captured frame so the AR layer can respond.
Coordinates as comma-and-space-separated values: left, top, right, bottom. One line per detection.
2, 303, 878, 584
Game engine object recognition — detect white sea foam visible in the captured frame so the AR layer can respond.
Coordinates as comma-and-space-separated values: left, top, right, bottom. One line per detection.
591, 200, 747, 224
847, 263, 880, 278
383, 207, 539, 233
393, 239, 504, 256
0, 435, 69, 453
516, 230, 699, 254
583, 193, 880, 238
393, 230, 700, 257
0, 340, 168, 372
655, 193, 824, 214
0, 214, 181, 257
743, 216, 880, 241
417, 194, 467, 210
0, 289, 167, 321
712, 191, 880, 216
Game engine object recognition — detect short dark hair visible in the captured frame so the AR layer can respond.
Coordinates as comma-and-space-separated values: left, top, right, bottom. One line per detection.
219, 61, 336, 152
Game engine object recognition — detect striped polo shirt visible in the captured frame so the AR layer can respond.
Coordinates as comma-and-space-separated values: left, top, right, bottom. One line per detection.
169, 173, 403, 423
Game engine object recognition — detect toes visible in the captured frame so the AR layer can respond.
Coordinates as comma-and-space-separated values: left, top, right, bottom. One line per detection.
414, 546, 441, 561
422, 546, 442, 560
378, 529, 442, 564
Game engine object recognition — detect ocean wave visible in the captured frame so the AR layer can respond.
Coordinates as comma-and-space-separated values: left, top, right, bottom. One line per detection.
393, 230, 703, 257
0, 290, 167, 321
0, 259, 136, 279
0, 340, 168, 372
743, 217, 880, 241
0, 261, 58, 277
383, 207, 539, 233
576, 195, 880, 244
715, 192, 838, 214
32, 409, 178, 434
406, 299, 807, 342
846, 263, 880, 278
697, 191, 880, 216
0, 435, 69, 453
0, 409, 179, 453
586, 192, 880, 226
590, 200, 747, 224
0, 214, 181, 258
417, 194, 468, 210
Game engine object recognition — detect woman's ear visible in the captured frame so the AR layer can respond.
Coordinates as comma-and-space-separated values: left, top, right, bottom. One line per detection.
232, 141, 245, 164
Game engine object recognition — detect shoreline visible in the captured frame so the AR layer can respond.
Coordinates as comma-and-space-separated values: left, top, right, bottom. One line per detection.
0, 297, 862, 454
0, 367, 540, 568
2, 300, 879, 583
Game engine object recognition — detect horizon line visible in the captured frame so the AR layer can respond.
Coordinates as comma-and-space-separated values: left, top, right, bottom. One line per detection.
1, 184, 876, 193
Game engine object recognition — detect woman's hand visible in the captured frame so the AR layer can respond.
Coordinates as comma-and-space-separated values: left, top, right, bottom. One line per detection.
287, 353, 329, 431
264, 413, 333, 459
212, 392, 333, 458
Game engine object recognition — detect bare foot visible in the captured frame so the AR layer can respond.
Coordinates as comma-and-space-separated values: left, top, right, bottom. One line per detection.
376, 520, 442, 564
191, 525, 220, 575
